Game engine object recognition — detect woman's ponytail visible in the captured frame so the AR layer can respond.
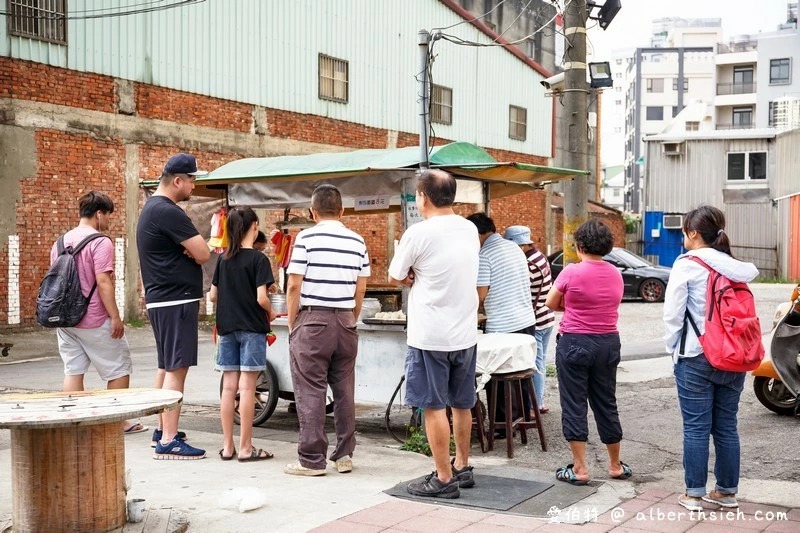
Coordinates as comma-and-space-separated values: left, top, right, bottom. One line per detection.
682, 205, 734, 257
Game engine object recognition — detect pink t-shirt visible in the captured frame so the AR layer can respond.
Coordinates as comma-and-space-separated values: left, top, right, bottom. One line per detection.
49, 227, 113, 329
554, 259, 623, 334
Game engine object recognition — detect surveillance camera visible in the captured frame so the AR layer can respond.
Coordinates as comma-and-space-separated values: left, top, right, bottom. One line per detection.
540, 72, 565, 91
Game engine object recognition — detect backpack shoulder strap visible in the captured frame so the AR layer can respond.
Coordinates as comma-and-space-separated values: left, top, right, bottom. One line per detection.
684, 255, 714, 273
56, 235, 66, 255
678, 255, 710, 355
71, 233, 110, 256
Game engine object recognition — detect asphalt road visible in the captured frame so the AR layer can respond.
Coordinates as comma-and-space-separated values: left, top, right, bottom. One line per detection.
1, 283, 798, 505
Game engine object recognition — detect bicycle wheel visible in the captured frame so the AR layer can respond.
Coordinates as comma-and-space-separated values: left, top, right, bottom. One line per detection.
219, 361, 280, 427
385, 375, 424, 444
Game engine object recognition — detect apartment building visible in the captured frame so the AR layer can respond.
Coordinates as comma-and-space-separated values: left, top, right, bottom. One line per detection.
621, 25, 721, 212
714, 23, 800, 130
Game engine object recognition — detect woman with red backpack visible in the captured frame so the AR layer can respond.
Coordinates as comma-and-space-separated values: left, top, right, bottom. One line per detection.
664, 205, 760, 511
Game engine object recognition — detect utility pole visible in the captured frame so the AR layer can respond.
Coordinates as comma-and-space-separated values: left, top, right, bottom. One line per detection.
561, 0, 589, 265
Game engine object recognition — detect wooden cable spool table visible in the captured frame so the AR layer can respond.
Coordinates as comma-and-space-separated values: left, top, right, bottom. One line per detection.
0, 388, 182, 533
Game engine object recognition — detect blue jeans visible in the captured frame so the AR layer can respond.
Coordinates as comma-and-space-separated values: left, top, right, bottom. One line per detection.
216, 331, 267, 372
532, 326, 553, 407
674, 353, 745, 497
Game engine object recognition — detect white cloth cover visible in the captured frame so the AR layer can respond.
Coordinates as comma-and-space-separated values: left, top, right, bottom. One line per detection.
475, 333, 538, 393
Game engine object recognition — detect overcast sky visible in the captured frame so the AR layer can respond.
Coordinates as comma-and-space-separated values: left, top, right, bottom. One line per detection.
586, 0, 791, 59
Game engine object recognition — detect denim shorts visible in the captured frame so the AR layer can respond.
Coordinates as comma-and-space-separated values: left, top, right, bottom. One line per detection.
404, 345, 477, 410
216, 331, 267, 372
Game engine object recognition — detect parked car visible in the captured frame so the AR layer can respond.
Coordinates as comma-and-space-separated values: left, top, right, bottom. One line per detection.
547, 247, 672, 303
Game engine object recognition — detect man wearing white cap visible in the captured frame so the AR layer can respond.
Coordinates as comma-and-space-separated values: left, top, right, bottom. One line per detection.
503, 225, 555, 414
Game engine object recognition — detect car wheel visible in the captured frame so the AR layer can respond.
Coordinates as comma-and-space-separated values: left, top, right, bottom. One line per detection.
639, 278, 666, 302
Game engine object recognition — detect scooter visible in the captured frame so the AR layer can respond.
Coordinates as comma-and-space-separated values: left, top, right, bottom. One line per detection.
752, 285, 800, 416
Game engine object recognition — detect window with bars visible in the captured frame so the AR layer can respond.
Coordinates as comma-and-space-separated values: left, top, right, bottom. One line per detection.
685, 121, 699, 131
508, 105, 527, 141
318, 54, 349, 103
431, 84, 452, 125
8, 0, 67, 44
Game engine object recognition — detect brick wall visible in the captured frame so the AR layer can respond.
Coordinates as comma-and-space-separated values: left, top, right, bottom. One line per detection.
136, 84, 254, 133
1, 56, 623, 326
14, 130, 127, 323
267, 109, 387, 148
0, 57, 115, 113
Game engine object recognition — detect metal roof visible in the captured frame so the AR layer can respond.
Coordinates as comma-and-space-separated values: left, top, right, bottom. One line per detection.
644, 128, 782, 143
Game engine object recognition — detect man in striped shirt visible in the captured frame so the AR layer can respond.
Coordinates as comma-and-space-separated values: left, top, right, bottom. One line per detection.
503, 225, 556, 414
467, 213, 537, 428
284, 184, 370, 476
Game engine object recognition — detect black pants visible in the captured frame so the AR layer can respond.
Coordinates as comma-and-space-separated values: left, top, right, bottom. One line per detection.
556, 332, 623, 444
487, 324, 536, 425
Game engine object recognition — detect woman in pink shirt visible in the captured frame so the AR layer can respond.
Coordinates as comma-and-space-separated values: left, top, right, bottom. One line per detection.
545, 219, 630, 485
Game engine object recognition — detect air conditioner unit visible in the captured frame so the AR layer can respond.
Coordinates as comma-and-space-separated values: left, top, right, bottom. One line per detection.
663, 214, 683, 229
662, 142, 684, 156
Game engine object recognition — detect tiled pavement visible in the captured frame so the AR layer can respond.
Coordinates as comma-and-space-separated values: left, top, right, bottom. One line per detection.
311, 489, 800, 532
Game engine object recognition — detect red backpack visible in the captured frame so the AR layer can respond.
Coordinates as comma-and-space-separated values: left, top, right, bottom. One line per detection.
679, 256, 764, 372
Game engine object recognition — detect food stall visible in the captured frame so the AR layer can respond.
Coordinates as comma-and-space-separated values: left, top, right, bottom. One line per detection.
144, 141, 586, 423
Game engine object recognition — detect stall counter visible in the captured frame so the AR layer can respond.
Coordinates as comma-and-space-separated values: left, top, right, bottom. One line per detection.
269, 317, 408, 404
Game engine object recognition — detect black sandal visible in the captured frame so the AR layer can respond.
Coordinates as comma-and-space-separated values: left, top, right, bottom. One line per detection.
238, 448, 274, 462
219, 448, 236, 461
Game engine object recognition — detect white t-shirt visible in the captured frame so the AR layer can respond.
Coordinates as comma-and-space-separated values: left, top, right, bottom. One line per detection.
388, 214, 480, 351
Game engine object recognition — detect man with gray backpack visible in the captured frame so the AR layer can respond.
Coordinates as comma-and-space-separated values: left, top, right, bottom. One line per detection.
38, 191, 142, 434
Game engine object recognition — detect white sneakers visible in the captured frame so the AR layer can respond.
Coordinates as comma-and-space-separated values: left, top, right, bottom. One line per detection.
335, 458, 353, 473
283, 458, 353, 475
284, 461, 326, 476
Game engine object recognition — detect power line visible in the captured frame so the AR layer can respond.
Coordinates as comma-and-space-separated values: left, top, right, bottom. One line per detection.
0, 0, 205, 20
492, 0, 535, 43
433, 0, 510, 31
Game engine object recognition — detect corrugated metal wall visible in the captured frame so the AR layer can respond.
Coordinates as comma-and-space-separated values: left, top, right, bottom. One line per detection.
773, 129, 800, 279
0, 0, 553, 156
644, 137, 779, 278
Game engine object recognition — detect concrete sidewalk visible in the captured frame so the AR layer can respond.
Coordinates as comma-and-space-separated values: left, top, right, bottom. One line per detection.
2, 419, 798, 532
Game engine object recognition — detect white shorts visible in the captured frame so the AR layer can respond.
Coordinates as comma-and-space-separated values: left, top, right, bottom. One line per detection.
57, 318, 132, 381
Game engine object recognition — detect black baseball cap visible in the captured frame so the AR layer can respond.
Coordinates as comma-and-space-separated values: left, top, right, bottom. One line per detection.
163, 153, 208, 176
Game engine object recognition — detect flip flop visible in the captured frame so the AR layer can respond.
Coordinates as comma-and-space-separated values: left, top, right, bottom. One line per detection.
556, 464, 590, 486
238, 448, 274, 462
219, 448, 237, 461
611, 462, 633, 480
123, 422, 148, 435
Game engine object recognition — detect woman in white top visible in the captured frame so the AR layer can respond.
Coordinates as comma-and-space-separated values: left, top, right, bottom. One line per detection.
663, 205, 758, 512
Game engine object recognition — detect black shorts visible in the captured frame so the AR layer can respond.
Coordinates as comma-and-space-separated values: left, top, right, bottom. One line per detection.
148, 301, 199, 371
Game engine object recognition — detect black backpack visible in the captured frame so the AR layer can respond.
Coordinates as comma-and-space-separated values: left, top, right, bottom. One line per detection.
36, 233, 109, 328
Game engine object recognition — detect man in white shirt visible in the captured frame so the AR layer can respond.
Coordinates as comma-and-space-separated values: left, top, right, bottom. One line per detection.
389, 169, 480, 499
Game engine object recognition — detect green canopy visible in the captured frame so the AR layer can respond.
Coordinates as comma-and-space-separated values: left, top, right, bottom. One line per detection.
141, 142, 587, 207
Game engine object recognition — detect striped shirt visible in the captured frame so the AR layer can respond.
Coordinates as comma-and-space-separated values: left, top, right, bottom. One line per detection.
525, 248, 555, 329
286, 220, 370, 308
477, 233, 536, 333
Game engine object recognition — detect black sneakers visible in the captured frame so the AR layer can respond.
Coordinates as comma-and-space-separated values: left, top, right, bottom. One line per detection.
451, 460, 475, 488
407, 472, 460, 499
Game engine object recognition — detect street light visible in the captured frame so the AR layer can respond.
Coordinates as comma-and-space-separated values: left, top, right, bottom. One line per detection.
589, 62, 613, 88
587, 0, 622, 30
